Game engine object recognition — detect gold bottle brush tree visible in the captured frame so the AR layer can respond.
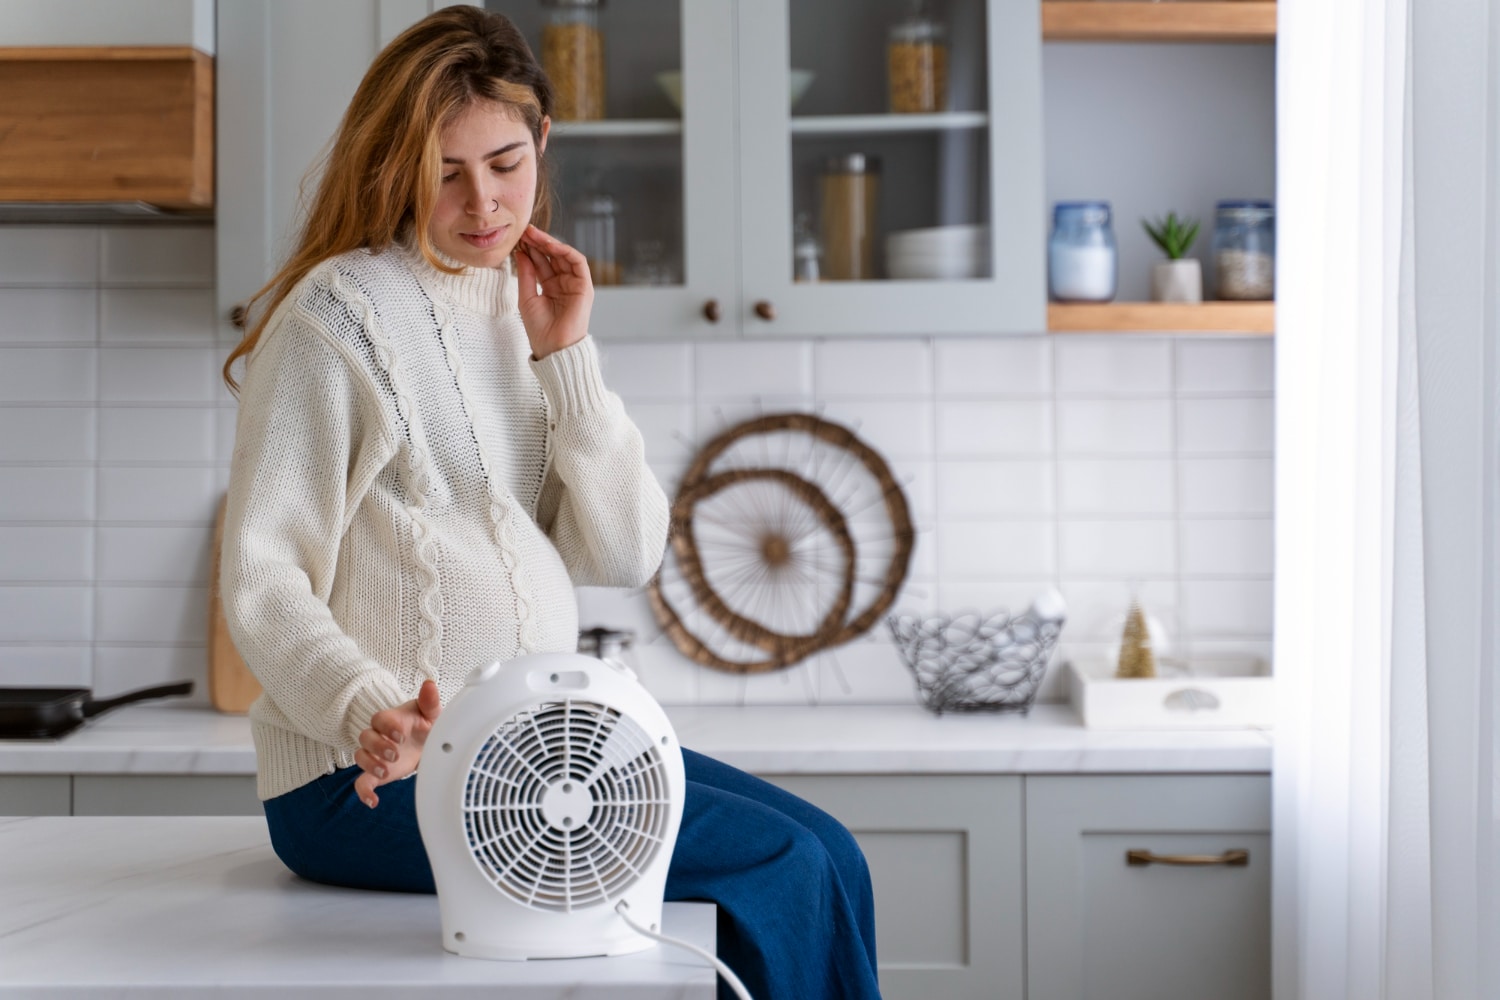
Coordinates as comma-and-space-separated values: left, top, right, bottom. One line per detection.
1115, 599, 1157, 679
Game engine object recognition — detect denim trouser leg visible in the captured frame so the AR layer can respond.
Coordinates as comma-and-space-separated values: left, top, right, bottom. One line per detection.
262, 747, 881, 999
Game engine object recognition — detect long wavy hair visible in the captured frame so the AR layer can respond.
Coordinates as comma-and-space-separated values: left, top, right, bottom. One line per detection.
222, 5, 554, 391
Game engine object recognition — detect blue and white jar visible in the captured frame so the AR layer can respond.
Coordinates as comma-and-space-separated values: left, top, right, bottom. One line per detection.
1048, 201, 1117, 302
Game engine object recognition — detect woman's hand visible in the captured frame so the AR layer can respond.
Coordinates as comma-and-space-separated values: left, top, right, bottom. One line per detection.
514, 224, 593, 360
353, 679, 441, 809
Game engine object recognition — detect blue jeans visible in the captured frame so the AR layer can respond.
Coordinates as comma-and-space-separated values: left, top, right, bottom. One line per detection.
263, 748, 881, 1000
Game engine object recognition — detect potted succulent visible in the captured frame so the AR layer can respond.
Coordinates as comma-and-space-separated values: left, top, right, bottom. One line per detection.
1142, 212, 1202, 303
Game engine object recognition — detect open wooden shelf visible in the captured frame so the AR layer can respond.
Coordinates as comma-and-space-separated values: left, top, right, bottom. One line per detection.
1041, 2, 1277, 43
1048, 302, 1274, 334
0, 46, 213, 209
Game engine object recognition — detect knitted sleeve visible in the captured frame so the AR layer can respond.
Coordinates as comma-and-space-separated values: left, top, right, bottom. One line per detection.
531, 337, 670, 588
221, 291, 407, 751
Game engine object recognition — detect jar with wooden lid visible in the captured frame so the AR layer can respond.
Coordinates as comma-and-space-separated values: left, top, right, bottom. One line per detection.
888, 1, 948, 113
542, 0, 605, 121
819, 154, 881, 281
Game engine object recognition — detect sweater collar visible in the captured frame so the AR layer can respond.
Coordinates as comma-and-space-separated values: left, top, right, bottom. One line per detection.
400, 238, 517, 318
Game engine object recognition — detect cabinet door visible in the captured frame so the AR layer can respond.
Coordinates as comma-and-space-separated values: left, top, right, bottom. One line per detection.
216, 0, 438, 336
764, 774, 1024, 1000
1026, 774, 1271, 1000
736, 0, 1045, 336
72, 775, 260, 816
485, 0, 739, 339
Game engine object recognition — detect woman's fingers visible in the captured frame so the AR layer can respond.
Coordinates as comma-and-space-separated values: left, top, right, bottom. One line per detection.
354, 770, 380, 809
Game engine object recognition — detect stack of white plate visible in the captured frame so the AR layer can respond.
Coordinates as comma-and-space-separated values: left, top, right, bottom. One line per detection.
885, 224, 990, 280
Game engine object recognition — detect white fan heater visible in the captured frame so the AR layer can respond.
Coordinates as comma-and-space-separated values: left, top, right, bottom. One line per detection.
416, 651, 686, 961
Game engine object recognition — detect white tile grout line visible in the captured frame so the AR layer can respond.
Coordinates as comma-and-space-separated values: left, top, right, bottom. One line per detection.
91, 226, 104, 689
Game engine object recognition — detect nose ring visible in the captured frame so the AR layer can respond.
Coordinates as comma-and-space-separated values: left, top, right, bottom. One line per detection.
490, 199, 499, 213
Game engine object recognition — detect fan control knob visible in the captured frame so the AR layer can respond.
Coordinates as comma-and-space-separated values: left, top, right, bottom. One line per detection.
466, 660, 502, 687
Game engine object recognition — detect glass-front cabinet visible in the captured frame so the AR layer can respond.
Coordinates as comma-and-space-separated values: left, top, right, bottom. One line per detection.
488, 0, 1044, 337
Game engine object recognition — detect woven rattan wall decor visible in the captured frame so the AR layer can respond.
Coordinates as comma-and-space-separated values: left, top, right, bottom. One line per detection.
647, 412, 915, 673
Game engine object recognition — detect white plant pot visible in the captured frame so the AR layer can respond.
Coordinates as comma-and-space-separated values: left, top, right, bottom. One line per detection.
1150, 259, 1203, 303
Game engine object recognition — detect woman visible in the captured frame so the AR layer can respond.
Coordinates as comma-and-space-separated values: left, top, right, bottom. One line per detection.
219, 7, 880, 999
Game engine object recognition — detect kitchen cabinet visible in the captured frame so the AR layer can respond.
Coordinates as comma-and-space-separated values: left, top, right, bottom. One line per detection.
215, 0, 439, 336
216, 0, 1046, 339
766, 774, 1024, 1000
1026, 774, 1272, 1000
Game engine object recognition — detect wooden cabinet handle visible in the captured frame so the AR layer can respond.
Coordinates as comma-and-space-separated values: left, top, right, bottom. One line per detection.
1126, 849, 1249, 868
702, 299, 721, 323
753, 300, 776, 321
228, 304, 248, 330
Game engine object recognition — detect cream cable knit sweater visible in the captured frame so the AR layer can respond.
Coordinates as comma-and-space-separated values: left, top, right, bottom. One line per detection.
222, 241, 669, 800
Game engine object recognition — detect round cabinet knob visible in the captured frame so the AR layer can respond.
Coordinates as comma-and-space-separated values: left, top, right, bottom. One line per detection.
754, 300, 776, 321
702, 299, 721, 324
228, 304, 248, 330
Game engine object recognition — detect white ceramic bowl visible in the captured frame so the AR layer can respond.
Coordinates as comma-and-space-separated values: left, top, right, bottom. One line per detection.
885, 224, 988, 256
656, 69, 814, 113
886, 249, 989, 281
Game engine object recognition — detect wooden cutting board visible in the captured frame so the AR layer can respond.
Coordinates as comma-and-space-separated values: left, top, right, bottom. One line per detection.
208, 496, 261, 714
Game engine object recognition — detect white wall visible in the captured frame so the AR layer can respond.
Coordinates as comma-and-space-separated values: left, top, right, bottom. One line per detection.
0, 223, 1274, 707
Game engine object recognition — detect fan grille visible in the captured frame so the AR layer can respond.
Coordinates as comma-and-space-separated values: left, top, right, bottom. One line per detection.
462, 699, 671, 912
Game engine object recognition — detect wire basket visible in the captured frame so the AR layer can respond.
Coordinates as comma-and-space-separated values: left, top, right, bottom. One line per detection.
886, 608, 1065, 715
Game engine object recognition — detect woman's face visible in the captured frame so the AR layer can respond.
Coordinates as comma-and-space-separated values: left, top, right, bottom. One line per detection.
427, 100, 549, 269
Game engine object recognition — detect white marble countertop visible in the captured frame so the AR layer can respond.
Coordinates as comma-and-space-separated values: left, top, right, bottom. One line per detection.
0, 816, 715, 997
0, 702, 1271, 775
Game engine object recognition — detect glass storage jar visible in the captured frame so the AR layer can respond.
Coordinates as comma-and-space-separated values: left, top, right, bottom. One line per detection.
888, 2, 948, 113
1212, 200, 1275, 300
1048, 201, 1117, 302
819, 154, 881, 281
573, 192, 619, 286
541, 0, 605, 121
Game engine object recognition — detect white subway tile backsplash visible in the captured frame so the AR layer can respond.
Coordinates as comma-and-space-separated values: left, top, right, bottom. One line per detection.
0, 526, 92, 581
0, 586, 91, 641
1059, 520, 1177, 577
99, 347, 218, 403
596, 341, 694, 398
1058, 458, 1175, 515
0, 230, 1279, 703
1055, 337, 1172, 395
101, 289, 216, 344
0, 645, 91, 687
0, 228, 96, 286
936, 400, 1052, 456
935, 579, 1058, 615
1056, 399, 1172, 455
1180, 579, 1273, 635
96, 586, 207, 643
695, 341, 813, 397
1176, 338, 1274, 393
1180, 518, 1274, 576
0, 289, 96, 343
820, 399, 932, 460
0, 407, 95, 461
93, 645, 208, 703
1058, 579, 1179, 643
96, 526, 213, 584
101, 227, 214, 286
934, 338, 1051, 395
1178, 398, 1274, 454
1179, 457, 1274, 515
100, 406, 219, 463
99, 468, 219, 522
0, 348, 96, 402
0, 468, 94, 521
622, 401, 697, 464
937, 460, 1053, 518
815, 340, 930, 397
938, 521, 1054, 578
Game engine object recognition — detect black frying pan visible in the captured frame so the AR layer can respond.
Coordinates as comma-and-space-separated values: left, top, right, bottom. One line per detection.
0, 681, 194, 740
